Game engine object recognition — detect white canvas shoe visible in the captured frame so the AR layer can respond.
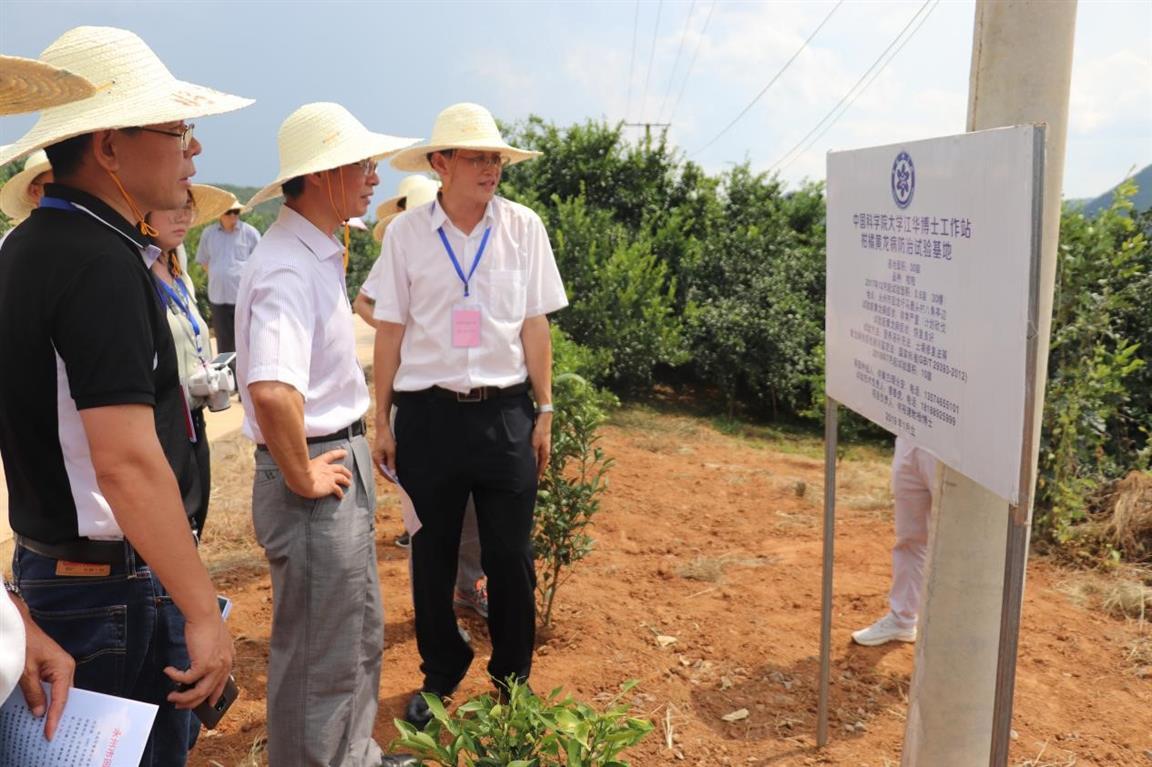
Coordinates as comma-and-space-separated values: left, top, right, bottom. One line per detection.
851, 613, 917, 646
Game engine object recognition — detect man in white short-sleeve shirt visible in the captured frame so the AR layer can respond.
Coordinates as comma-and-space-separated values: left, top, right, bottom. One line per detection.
235, 102, 419, 767
371, 103, 567, 729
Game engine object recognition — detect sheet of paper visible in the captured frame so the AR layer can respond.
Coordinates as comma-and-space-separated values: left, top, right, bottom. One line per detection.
399, 482, 421, 537
0, 684, 157, 766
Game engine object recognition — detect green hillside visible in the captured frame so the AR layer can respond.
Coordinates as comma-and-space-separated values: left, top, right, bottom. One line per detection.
1076, 163, 1152, 216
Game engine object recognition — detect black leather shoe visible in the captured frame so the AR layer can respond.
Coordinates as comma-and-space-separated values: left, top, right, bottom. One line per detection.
380, 756, 420, 767
404, 691, 434, 730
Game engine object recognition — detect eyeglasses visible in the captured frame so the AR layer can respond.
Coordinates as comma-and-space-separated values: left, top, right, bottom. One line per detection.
138, 123, 196, 152
454, 151, 507, 171
354, 159, 378, 176
170, 206, 195, 224
223, 210, 241, 216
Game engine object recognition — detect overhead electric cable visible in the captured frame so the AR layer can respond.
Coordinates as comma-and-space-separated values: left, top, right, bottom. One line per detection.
624, 1, 641, 119
639, 0, 664, 121
690, 0, 844, 157
769, 0, 938, 173
656, 0, 697, 123
666, 0, 717, 126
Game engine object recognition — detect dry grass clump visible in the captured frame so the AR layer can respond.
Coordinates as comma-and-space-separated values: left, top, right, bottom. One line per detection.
1059, 567, 1151, 621
676, 553, 778, 583
1099, 471, 1152, 562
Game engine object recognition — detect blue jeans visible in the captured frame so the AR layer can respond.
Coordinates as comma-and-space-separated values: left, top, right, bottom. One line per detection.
13, 544, 197, 766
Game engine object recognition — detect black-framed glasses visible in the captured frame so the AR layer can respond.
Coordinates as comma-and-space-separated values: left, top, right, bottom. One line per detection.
138, 123, 196, 152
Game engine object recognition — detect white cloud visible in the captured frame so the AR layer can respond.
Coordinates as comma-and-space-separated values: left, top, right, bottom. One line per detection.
1069, 48, 1152, 134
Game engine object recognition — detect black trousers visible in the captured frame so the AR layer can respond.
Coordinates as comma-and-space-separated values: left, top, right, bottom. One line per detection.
394, 391, 538, 695
190, 407, 211, 537
209, 302, 236, 354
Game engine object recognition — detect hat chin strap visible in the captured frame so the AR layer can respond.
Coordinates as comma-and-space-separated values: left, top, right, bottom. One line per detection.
105, 170, 159, 237
324, 171, 351, 271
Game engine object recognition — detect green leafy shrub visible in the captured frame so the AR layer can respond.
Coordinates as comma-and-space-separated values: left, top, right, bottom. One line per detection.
1037, 181, 1150, 541
534, 372, 617, 628
390, 679, 653, 767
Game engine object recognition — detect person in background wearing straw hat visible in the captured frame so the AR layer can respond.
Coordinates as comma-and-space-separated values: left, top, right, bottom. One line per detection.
370, 102, 567, 728
0, 149, 52, 247
234, 101, 419, 767
0, 26, 251, 764
195, 192, 259, 376
0, 51, 97, 748
145, 184, 238, 542
357, 175, 489, 622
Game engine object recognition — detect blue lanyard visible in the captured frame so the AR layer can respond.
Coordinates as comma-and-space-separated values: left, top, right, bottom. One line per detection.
154, 276, 204, 356
39, 196, 79, 212
437, 225, 491, 298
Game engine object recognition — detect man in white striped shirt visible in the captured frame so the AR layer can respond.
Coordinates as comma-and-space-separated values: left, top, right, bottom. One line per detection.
235, 102, 419, 767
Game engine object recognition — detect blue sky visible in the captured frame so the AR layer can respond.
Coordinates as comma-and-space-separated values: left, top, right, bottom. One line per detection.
1, 0, 1148, 203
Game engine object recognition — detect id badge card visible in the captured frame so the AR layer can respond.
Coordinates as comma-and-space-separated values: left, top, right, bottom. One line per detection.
452, 302, 482, 348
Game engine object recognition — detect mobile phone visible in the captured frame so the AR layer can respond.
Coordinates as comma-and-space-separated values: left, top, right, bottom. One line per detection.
217, 595, 232, 621
210, 351, 237, 368
193, 675, 238, 729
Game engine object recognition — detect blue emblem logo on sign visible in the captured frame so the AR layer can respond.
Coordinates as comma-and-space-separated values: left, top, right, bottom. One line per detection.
891, 150, 915, 209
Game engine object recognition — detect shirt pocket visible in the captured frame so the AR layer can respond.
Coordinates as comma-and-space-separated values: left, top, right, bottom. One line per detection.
488, 269, 527, 321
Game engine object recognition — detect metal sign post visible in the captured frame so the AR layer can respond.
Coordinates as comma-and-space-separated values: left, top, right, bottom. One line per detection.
988, 127, 1045, 767
817, 397, 839, 747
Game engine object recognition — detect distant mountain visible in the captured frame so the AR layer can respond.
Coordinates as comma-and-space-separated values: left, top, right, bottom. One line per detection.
1074, 164, 1152, 216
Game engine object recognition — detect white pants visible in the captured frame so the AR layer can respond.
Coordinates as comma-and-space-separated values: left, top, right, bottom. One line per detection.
889, 437, 938, 629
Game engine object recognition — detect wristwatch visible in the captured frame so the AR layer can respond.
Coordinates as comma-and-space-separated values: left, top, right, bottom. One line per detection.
3, 579, 21, 600
536, 403, 554, 414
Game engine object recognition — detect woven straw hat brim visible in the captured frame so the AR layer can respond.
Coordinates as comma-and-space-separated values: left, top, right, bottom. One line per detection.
390, 139, 540, 173
0, 78, 253, 167
246, 131, 420, 209
375, 176, 440, 220
0, 154, 51, 221
372, 217, 388, 244
0, 26, 254, 167
0, 55, 97, 116
189, 184, 243, 229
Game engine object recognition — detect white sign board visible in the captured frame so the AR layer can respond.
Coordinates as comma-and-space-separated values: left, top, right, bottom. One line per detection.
826, 125, 1042, 504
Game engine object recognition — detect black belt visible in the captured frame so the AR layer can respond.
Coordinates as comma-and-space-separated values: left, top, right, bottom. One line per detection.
400, 382, 531, 403
17, 535, 132, 566
256, 419, 365, 451
307, 418, 365, 444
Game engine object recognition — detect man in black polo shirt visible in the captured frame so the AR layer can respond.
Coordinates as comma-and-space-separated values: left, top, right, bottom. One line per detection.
0, 26, 251, 764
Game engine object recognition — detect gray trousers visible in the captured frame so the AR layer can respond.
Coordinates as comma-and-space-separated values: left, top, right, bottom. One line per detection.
455, 496, 484, 592
252, 434, 383, 767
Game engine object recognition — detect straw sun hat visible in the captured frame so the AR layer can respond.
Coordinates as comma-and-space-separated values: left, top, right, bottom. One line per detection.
373, 175, 440, 243
188, 184, 243, 229
0, 54, 96, 116
376, 174, 440, 221
246, 102, 420, 208
0, 149, 51, 222
0, 26, 253, 167
389, 102, 541, 173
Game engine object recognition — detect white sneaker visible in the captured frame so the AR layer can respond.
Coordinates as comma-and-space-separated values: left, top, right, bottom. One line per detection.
851, 613, 917, 646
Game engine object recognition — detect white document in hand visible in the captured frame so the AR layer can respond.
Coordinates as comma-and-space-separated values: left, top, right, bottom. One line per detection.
0, 684, 157, 767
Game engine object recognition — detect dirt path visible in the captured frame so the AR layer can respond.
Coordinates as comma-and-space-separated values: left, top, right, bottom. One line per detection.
191, 407, 1151, 767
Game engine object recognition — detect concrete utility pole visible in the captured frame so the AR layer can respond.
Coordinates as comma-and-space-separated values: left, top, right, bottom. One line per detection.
901, 3, 1077, 766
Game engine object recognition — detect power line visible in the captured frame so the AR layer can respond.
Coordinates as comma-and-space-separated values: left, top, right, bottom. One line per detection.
624, 1, 641, 119
769, 0, 939, 174
666, 0, 717, 126
690, 0, 844, 157
639, 0, 664, 121
656, 0, 697, 124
